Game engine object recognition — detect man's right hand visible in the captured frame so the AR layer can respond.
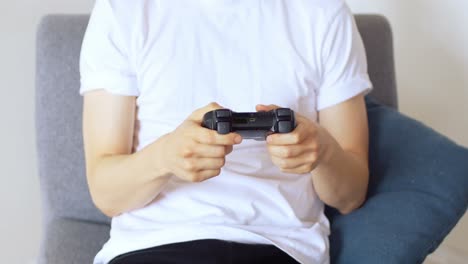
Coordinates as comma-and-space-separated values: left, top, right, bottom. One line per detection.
159, 103, 242, 182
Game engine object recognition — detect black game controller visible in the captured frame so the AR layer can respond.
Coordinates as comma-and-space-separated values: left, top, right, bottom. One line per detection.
202, 108, 296, 140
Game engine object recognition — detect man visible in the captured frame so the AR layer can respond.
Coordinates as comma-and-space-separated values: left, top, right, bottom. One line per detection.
80, 0, 372, 263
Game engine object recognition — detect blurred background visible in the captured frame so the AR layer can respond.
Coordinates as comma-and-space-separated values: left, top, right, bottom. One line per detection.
0, 0, 466, 263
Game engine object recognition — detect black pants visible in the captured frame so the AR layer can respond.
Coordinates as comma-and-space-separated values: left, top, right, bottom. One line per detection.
108, 239, 300, 264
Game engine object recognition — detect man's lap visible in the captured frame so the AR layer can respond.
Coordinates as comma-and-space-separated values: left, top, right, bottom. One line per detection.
108, 239, 299, 264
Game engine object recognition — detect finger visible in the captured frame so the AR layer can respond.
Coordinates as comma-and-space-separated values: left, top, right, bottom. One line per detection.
191, 127, 242, 145
267, 122, 308, 145
271, 156, 306, 170
190, 144, 229, 158
194, 169, 222, 182
179, 169, 222, 183
282, 164, 315, 175
267, 145, 304, 159
188, 102, 224, 122
255, 104, 282, 112
198, 169, 222, 180
269, 114, 320, 145
225, 145, 234, 155
280, 151, 320, 173
183, 158, 225, 172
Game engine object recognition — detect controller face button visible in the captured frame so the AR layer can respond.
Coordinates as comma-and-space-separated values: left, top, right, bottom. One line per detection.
277, 109, 291, 117
216, 110, 232, 118
217, 122, 231, 134
278, 121, 292, 133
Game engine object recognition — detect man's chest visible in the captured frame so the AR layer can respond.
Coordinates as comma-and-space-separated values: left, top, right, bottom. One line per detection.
134, 3, 321, 118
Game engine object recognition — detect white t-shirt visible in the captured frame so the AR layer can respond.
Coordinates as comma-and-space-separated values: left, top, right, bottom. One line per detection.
80, 0, 372, 263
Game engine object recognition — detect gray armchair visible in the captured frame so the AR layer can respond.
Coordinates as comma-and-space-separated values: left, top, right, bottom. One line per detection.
36, 15, 467, 264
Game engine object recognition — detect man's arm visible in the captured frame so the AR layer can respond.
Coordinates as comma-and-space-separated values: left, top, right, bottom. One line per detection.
312, 94, 369, 214
83, 90, 171, 217
83, 91, 240, 217
258, 93, 369, 215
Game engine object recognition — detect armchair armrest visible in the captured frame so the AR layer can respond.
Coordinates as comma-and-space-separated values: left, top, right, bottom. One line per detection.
327, 97, 468, 263
38, 218, 110, 264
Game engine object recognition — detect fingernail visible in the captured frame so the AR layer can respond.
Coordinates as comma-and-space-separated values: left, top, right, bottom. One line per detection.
235, 136, 242, 144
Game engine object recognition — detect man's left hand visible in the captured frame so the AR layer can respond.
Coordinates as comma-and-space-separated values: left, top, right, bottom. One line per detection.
256, 104, 332, 174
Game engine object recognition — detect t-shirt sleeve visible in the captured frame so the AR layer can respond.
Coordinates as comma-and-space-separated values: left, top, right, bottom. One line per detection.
79, 0, 139, 96
316, 4, 372, 111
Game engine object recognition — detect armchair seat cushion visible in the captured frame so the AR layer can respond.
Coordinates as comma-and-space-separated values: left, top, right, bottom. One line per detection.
326, 98, 468, 263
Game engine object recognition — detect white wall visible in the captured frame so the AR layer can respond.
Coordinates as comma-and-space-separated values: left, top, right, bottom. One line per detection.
0, 0, 466, 263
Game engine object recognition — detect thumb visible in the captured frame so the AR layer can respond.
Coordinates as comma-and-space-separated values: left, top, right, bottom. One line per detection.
189, 102, 224, 122
256, 104, 281, 112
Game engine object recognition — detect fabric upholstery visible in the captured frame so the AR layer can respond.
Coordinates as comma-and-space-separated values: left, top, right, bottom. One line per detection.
326, 98, 468, 263
38, 218, 110, 264
36, 15, 110, 225
355, 15, 398, 109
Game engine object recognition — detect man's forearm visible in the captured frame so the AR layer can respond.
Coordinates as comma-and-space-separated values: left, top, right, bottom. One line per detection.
312, 128, 369, 214
88, 138, 171, 217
